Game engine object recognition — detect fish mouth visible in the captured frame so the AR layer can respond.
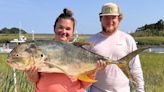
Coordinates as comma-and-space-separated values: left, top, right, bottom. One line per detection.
6, 59, 23, 70
6, 58, 15, 65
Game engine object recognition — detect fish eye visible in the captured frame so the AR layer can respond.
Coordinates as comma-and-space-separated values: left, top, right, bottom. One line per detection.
16, 54, 19, 57
41, 54, 43, 57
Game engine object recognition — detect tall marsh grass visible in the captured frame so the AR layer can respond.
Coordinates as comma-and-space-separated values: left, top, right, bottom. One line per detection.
140, 53, 164, 92
0, 54, 34, 92
134, 36, 164, 45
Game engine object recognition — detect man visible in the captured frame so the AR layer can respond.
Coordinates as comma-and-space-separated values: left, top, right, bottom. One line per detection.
86, 2, 145, 92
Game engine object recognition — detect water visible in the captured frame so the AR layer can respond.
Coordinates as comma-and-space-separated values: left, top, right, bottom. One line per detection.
146, 47, 164, 53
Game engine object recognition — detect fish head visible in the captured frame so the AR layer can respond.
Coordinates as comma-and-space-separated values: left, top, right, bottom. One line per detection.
7, 43, 32, 70
7, 43, 48, 70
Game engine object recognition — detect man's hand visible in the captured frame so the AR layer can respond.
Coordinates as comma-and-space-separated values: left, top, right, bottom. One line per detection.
86, 60, 107, 78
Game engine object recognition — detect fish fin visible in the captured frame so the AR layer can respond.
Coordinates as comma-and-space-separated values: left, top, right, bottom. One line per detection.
73, 42, 93, 47
117, 64, 136, 85
104, 47, 150, 85
117, 46, 150, 64
29, 43, 37, 49
74, 73, 97, 83
44, 62, 68, 74
115, 47, 150, 86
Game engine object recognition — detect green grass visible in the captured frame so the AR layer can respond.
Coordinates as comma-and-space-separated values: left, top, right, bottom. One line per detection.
134, 36, 164, 45
1, 53, 164, 91
0, 34, 53, 44
0, 54, 9, 72
140, 53, 164, 92
0, 34, 164, 46
0, 53, 34, 92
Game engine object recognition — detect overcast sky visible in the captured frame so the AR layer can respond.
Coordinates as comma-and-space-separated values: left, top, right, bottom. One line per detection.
0, 0, 164, 34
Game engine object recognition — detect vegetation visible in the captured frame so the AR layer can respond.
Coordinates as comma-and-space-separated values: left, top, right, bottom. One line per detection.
0, 54, 34, 92
131, 19, 164, 37
0, 34, 164, 46
0, 27, 27, 34
134, 36, 164, 46
1, 19, 164, 46
76, 35, 164, 46
0, 34, 53, 44
140, 53, 164, 92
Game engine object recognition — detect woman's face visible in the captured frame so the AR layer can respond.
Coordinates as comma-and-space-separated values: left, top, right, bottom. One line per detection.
54, 19, 74, 42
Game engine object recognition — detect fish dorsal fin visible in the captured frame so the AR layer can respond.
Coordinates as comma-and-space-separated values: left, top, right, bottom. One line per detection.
29, 43, 37, 49
73, 42, 93, 47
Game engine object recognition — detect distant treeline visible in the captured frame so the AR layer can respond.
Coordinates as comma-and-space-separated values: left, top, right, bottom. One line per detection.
131, 19, 164, 37
0, 27, 27, 34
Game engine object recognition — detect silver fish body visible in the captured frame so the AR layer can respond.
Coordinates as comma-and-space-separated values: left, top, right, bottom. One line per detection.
7, 40, 108, 75
7, 40, 149, 83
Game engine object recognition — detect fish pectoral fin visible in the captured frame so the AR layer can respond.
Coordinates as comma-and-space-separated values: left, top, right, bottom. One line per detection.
74, 73, 97, 83
73, 42, 93, 47
44, 62, 54, 68
44, 62, 68, 74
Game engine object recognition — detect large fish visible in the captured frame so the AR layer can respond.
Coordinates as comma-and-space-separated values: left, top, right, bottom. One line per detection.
7, 40, 149, 83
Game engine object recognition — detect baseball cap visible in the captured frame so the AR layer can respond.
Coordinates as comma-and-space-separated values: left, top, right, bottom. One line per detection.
99, 3, 120, 16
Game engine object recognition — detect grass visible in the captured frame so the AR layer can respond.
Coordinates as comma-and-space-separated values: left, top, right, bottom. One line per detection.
140, 53, 164, 92
0, 53, 34, 92
134, 36, 164, 45
0, 34, 164, 46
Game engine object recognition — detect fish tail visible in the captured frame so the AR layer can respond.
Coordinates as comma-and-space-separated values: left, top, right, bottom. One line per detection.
117, 46, 150, 64
105, 47, 150, 85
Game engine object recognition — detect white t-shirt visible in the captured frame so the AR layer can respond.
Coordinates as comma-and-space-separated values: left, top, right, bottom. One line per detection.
85, 30, 144, 92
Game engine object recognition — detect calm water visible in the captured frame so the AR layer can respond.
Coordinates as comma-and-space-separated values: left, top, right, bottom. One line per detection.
145, 47, 164, 53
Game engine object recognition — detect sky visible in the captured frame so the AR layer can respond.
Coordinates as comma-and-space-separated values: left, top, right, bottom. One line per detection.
0, 0, 164, 34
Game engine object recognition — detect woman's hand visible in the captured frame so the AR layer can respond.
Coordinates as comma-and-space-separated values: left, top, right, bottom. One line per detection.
24, 65, 40, 83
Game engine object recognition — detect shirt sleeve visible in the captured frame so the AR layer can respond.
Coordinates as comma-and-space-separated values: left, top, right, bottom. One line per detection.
128, 37, 145, 92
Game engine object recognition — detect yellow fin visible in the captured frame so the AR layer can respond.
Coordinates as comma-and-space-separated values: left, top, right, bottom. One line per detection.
74, 73, 97, 83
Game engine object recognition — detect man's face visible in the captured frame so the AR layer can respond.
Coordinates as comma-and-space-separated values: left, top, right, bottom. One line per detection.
54, 19, 74, 42
101, 15, 120, 34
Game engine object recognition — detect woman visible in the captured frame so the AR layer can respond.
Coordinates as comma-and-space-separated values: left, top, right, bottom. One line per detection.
25, 8, 105, 92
